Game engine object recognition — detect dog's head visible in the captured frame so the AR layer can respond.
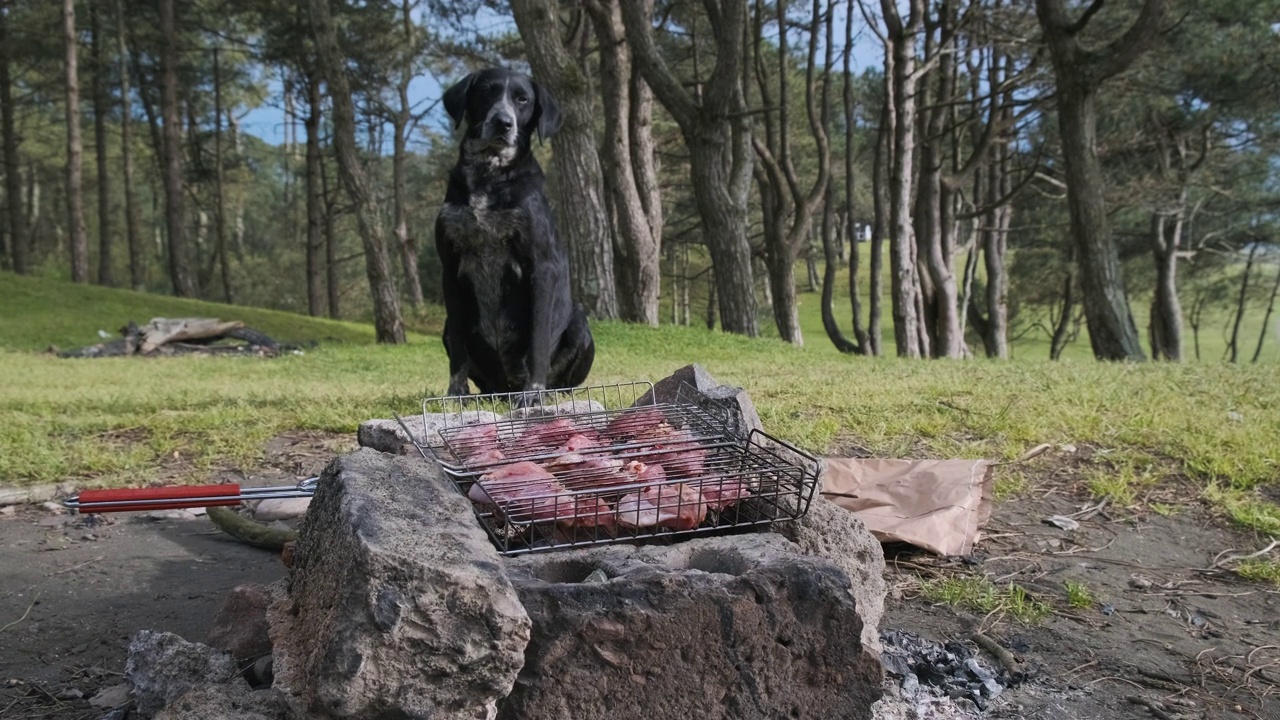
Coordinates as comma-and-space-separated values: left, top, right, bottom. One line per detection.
443, 67, 561, 166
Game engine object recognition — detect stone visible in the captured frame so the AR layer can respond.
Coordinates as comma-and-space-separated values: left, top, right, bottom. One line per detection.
89, 683, 131, 709
504, 399, 606, 420
124, 630, 240, 717
207, 584, 273, 662
635, 363, 764, 438
143, 509, 204, 521
252, 497, 311, 522
267, 448, 530, 720
357, 411, 502, 455
152, 683, 289, 720
57, 687, 84, 700
772, 494, 887, 654
499, 534, 883, 720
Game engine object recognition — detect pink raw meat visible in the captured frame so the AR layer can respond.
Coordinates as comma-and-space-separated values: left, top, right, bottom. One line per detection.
640, 429, 708, 477
512, 418, 580, 452
467, 461, 577, 523
604, 407, 668, 441
615, 483, 708, 531
545, 453, 630, 490
465, 447, 507, 465
689, 477, 751, 511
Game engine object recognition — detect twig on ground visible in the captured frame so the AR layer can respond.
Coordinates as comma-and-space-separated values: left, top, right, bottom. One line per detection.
0, 592, 41, 634
47, 556, 104, 576
1203, 539, 1280, 571
1125, 695, 1177, 720
1068, 497, 1110, 521
971, 632, 1021, 674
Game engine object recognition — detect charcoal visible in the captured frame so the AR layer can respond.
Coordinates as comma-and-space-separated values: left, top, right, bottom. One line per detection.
879, 628, 1024, 713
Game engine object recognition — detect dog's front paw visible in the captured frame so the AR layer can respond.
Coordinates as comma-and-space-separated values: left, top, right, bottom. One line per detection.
447, 376, 471, 397
513, 385, 547, 410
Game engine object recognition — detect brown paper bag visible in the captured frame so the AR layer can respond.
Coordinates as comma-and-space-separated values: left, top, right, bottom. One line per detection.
820, 458, 996, 556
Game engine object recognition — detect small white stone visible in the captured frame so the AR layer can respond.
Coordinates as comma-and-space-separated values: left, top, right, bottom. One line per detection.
254, 497, 312, 521
89, 683, 131, 709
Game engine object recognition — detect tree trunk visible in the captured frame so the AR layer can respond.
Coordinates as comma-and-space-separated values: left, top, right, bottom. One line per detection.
1148, 211, 1183, 361
621, 0, 758, 336
912, 4, 963, 358
322, 146, 340, 320
511, 0, 618, 320
982, 142, 1011, 359
1, 3, 28, 274
392, 0, 424, 309
1228, 243, 1258, 364
822, 182, 857, 353
213, 46, 231, 304
304, 73, 325, 317
629, 45, 663, 288
1251, 260, 1280, 363
159, 0, 194, 296
1035, 0, 1168, 362
116, 0, 143, 290
868, 105, 888, 356
881, 0, 924, 358
843, 0, 869, 353
90, 1, 113, 286
585, 0, 660, 325
1049, 245, 1078, 361
64, 0, 90, 283
307, 0, 404, 343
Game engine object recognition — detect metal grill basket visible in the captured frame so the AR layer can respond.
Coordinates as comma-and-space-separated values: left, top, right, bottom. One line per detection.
400, 381, 820, 556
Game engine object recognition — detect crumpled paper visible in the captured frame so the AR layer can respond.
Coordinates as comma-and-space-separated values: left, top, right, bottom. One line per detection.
820, 458, 996, 557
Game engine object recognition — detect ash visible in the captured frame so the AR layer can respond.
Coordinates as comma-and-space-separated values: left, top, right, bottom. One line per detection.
879, 630, 1026, 715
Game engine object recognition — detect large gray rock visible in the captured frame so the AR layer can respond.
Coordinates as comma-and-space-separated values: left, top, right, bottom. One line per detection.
636, 363, 764, 438
357, 411, 501, 455
268, 448, 530, 720
207, 584, 273, 662
124, 630, 240, 717
152, 684, 289, 720
499, 534, 883, 720
774, 494, 887, 655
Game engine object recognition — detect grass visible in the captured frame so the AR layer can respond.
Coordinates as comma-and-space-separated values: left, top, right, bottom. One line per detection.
1063, 581, 1095, 610
1, 272, 1279, 541
920, 575, 1051, 623
1235, 559, 1280, 585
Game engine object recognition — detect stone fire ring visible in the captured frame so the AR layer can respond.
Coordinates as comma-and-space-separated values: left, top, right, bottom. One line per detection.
256, 447, 887, 720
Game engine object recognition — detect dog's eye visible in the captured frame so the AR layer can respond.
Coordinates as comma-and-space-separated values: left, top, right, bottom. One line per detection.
515, 95, 528, 105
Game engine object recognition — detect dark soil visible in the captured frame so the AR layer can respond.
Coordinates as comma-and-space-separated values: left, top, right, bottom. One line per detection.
882, 451, 1280, 720
0, 437, 1276, 719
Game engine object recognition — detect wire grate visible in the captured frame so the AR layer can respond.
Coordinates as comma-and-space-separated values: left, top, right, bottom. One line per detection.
405, 381, 820, 556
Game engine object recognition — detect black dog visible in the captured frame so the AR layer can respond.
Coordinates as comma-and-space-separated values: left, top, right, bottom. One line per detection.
435, 67, 595, 401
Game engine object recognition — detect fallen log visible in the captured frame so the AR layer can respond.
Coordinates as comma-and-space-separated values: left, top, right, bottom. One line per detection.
138, 317, 245, 354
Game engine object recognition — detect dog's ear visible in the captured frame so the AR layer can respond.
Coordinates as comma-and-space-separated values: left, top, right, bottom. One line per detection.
442, 72, 477, 130
531, 81, 562, 143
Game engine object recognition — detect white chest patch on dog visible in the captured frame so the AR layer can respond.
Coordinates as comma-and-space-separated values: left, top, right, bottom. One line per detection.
440, 196, 528, 348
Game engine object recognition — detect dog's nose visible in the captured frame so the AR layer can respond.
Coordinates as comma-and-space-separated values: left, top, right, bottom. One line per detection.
492, 116, 513, 132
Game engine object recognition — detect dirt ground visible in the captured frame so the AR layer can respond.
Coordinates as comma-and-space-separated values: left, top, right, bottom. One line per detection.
0, 435, 1276, 720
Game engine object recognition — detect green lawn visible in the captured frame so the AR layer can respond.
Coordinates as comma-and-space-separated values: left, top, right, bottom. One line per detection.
1, 271, 1277, 539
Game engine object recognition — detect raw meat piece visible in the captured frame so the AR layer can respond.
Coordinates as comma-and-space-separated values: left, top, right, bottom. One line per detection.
640, 429, 708, 477
465, 447, 506, 465
561, 432, 603, 452
604, 407, 668, 441
615, 483, 708, 531
690, 477, 751, 511
623, 460, 667, 485
451, 424, 500, 460
512, 418, 580, 452
467, 462, 576, 523
568, 495, 616, 530
545, 453, 630, 490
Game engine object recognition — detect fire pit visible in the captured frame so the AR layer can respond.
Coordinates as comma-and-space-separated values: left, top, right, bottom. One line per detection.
129, 367, 887, 720
408, 381, 821, 556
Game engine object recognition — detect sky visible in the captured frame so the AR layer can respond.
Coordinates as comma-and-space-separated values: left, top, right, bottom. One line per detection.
235, 5, 885, 150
